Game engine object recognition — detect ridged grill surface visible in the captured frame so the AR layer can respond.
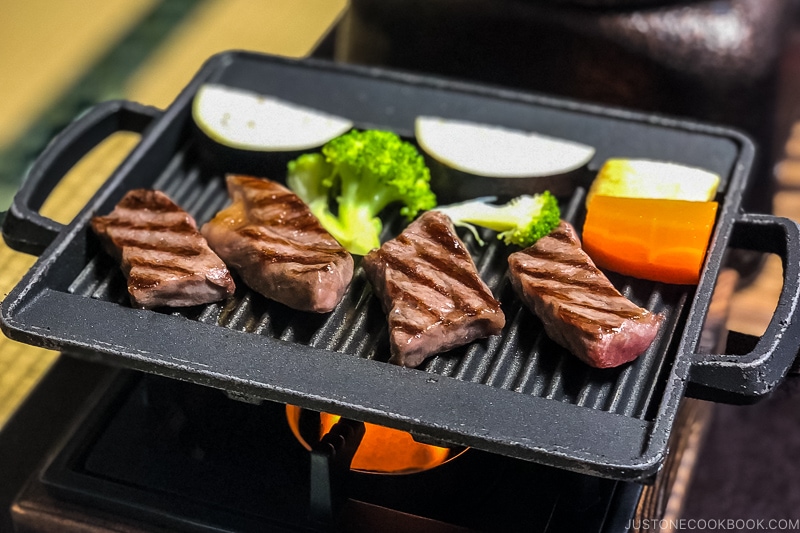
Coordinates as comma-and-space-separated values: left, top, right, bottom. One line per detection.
68, 147, 689, 422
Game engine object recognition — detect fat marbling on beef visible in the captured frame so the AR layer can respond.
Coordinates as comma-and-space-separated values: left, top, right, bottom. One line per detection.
201, 175, 354, 313
363, 210, 506, 368
90, 189, 236, 309
507, 221, 662, 368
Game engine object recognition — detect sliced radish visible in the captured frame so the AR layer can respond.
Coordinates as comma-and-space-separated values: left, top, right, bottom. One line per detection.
192, 84, 353, 151
415, 116, 595, 178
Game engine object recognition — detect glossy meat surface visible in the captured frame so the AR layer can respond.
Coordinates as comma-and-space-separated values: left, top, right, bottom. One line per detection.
201, 175, 353, 313
363, 211, 505, 367
508, 221, 662, 368
91, 189, 235, 309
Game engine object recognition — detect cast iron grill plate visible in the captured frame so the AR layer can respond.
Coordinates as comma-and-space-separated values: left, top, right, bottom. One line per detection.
67, 144, 687, 423
8, 51, 794, 482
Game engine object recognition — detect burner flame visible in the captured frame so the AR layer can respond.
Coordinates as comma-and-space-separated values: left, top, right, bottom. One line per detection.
286, 406, 455, 474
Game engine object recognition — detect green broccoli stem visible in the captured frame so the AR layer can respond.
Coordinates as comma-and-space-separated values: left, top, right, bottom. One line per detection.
338, 203, 383, 255
336, 168, 392, 255
305, 199, 345, 238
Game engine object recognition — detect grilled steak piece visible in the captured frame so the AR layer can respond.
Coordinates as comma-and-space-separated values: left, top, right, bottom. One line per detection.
201, 175, 353, 313
363, 211, 506, 368
508, 221, 662, 368
91, 189, 236, 309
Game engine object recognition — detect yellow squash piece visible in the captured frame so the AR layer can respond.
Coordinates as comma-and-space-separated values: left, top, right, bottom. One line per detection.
586, 159, 720, 207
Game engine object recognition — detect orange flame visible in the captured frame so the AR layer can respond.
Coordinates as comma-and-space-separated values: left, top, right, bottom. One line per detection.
286, 405, 452, 474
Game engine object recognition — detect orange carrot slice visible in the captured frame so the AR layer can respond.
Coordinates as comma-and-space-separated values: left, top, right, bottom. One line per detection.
582, 196, 718, 285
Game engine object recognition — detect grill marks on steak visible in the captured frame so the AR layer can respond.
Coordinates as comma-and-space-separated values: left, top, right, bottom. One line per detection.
90, 189, 235, 309
94, 186, 655, 370
363, 211, 505, 368
201, 175, 353, 313
508, 221, 662, 369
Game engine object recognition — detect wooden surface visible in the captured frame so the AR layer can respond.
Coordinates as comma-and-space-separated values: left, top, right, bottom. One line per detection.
0, 0, 347, 428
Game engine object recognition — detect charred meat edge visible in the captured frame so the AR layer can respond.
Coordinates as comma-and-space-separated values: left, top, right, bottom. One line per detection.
363, 210, 505, 368
201, 175, 354, 313
90, 189, 236, 309
508, 220, 663, 369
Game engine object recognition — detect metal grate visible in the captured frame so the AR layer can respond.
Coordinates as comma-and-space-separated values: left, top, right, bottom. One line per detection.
68, 144, 689, 423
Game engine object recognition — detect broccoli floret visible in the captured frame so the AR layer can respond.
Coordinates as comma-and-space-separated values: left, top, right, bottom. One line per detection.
287, 130, 437, 255
435, 192, 560, 247
286, 153, 334, 213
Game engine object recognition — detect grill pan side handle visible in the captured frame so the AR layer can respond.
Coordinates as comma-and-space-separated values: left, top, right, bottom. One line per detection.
2, 100, 161, 256
687, 213, 800, 404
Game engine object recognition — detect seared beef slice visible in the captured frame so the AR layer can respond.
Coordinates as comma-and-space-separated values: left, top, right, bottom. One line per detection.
91, 189, 235, 309
363, 211, 505, 367
201, 175, 353, 313
508, 221, 662, 368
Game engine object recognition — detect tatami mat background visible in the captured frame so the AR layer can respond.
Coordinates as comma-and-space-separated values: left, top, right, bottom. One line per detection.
0, 0, 346, 427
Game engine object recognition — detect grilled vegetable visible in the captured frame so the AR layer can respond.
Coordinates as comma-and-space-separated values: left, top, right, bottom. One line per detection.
415, 116, 595, 178
434, 192, 560, 247
286, 130, 437, 255
192, 84, 353, 151
415, 116, 595, 203
586, 158, 720, 207
582, 195, 719, 285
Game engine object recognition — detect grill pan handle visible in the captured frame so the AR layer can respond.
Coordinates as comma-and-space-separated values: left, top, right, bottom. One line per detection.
687, 213, 800, 403
2, 100, 161, 256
